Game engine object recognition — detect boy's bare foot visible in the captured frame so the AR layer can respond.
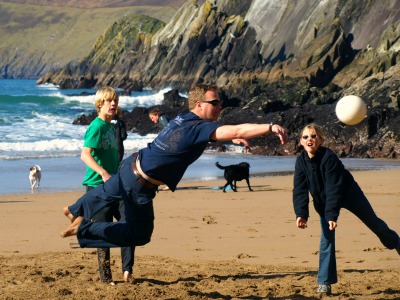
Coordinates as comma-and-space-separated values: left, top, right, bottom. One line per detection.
60, 216, 83, 238
123, 271, 132, 282
62, 206, 76, 223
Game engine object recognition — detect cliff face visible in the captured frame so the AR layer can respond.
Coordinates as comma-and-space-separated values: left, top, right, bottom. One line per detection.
39, 0, 400, 158
40, 0, 400, 90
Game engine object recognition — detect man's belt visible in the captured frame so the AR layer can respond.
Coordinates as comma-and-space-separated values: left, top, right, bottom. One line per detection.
131, 153, 165, 188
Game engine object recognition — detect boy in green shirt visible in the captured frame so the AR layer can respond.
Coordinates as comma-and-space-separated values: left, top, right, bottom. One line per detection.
64, 87, 133, 284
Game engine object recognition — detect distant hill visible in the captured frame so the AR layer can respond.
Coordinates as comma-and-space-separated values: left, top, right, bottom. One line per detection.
0, 0, 189, 78
0, 0, 188, 8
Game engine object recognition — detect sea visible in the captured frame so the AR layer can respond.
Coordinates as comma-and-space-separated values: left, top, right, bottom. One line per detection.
2, 79, 400, 195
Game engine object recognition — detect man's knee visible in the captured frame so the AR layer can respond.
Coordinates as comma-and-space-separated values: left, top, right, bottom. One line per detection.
126, 221, 154, 246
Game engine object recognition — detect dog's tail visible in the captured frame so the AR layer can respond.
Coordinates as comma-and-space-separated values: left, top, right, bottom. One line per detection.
215, 162, 225, 170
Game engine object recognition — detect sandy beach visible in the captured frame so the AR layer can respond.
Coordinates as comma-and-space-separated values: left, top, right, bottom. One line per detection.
0, 170, 399, 299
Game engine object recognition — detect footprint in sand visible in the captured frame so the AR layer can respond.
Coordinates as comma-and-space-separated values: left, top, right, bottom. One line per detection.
237, 253, 255, 259
363, 247, 384, 252
202, 215, 217, 224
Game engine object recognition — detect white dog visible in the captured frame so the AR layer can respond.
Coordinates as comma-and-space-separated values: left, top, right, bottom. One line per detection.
29, 165, 42, 190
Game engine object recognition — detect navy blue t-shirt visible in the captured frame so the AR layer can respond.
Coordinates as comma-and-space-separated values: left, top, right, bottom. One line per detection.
139, 112, 222, 191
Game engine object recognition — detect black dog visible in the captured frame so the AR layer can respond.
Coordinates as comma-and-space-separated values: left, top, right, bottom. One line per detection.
215, 162, 253, 192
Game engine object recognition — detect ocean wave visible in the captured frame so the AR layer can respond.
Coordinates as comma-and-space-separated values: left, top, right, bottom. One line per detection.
57, 87, 183, 109
0, 152, 81, 160
37, 82, 60, 90
0, 133, 157, 160
0, 133, 250, 161
0, 138, 83, 152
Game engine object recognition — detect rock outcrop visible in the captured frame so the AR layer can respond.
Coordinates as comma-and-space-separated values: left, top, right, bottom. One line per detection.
39, 0, 400, 90
43, 0, 400, 158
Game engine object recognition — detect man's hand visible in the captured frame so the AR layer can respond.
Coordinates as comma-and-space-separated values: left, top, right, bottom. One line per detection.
271, 124, 288, 145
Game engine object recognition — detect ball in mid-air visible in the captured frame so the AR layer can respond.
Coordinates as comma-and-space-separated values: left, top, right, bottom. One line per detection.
335, 95, 367, 125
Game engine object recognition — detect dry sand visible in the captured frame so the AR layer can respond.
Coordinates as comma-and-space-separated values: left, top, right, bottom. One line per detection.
0, 170, 399, 299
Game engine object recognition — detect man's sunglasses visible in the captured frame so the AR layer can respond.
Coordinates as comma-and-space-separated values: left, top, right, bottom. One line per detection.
302, 134, 318, 140
200, 99, 220, 106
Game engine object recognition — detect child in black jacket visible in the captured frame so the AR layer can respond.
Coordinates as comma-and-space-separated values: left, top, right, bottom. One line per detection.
293, 123, 400, 295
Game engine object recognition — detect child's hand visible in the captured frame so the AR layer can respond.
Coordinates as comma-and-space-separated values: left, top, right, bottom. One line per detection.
328, 221, 337, 231
296, 217, 308, 229
101, 171, 112, 182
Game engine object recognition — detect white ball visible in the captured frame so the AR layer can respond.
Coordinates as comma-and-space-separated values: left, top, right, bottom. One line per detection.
335, 95, 367, 125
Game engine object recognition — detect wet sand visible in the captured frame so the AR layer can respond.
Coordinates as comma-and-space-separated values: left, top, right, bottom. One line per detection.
0, 171, 399, 299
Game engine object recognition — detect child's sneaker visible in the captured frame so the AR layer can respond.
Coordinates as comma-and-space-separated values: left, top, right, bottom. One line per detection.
317, 284, 331, 294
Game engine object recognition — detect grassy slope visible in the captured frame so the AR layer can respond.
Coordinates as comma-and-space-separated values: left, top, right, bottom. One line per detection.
0, 0, 187, 9
0, 2, 178, 75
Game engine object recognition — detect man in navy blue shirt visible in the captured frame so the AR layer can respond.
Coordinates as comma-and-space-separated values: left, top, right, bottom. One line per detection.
61, 84, 288, 252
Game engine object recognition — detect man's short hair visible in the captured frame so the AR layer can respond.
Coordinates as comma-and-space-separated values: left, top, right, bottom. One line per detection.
188, 84, 219, 109
149, 107, 163, 116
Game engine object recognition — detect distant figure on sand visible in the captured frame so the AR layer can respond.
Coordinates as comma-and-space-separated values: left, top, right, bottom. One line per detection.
60, 84, 288, 281
293, 123, 400, 295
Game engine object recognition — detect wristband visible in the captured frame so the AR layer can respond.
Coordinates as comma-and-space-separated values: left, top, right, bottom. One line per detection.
269, 123, 274, 132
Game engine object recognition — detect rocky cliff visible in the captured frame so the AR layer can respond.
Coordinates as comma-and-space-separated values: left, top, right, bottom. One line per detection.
38, 0, 400, 158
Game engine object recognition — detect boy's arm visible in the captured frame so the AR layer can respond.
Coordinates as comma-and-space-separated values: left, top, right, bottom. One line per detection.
81, 147, 111, 182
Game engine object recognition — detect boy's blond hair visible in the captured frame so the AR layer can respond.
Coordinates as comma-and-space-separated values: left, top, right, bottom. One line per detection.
94, 87, 119, 113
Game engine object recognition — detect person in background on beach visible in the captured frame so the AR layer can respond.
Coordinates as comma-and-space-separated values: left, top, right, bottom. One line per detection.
149, 107, 171, 129
111, 107, 128, 163
149, 107, 172, 190
60, 84, 289, 278
292, 123, 400, 295
63, 87, 134, 285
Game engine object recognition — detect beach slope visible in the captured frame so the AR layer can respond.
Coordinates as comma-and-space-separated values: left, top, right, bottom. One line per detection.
0, 171, 399, 299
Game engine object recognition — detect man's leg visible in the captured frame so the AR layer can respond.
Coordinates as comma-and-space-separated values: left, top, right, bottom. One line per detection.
78, 196, 155, 248
66, 154, 157, 248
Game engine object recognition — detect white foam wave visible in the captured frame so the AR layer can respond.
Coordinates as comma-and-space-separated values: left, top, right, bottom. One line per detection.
0, 133, 157, 159
53, 87, 184, 110
0, 138, 83, 152
2, 114, 88, 142
37, 83, 60, 90
124, 133, 157, 151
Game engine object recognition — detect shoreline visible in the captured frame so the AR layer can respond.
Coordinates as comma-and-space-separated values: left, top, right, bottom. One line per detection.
1, 166, 398, 196
3, 153, 400, 195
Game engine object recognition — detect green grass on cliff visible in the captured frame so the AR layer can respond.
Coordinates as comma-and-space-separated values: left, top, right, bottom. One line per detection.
0, 2, 177, 73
